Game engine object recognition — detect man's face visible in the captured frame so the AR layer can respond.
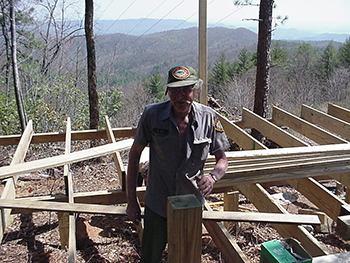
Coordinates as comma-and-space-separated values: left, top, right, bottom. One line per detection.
168, 85, 195, 115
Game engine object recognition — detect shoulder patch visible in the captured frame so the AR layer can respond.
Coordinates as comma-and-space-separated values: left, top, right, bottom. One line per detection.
215, 118, 224, 132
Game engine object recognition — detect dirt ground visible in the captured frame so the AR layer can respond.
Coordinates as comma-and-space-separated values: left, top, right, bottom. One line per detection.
0, 143, 350, 262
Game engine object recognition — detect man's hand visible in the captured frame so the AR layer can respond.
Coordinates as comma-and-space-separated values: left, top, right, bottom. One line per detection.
196, 174, 215, 196
126, 200, 141, 225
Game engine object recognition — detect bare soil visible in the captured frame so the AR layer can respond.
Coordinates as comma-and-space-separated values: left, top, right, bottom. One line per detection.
0, 143, 350, 262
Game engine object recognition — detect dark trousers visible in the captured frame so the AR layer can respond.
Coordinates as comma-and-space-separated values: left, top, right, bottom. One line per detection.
141, 205, 167, 263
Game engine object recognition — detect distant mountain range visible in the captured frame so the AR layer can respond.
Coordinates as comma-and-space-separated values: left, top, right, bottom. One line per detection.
94, 19, 350, 43
90, 24, 342, 82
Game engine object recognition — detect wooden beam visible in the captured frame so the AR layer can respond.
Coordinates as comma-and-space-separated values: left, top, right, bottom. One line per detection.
203, 202, 249, 263
0, 199, 134, 215
301, 104, 350, 140
0, 120, 33, 241
167, 195, 202, 263
215, 111, 265, 150
214, 158, 350, 187
271, 106, 350, 190
105, 116, 126, 191
203, 211, 320, 225
328, 103, 350, 123
271, 106, 348, 145
237, 184, 326, 256
268, 107, 348, 223
313, 252, 350, 262
198, 0, 207, 105
0, 127, 137, 146
0, 139, 134, 180
290, 177, 346, 222
241, 108, 307, 147
227, 111, 326, 256
58, 118, 72, 250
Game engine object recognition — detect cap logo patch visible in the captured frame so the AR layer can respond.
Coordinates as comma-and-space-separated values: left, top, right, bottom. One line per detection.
172, 66, 190, 80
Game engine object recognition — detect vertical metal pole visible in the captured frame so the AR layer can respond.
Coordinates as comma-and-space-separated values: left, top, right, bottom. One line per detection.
199, 0, 208, 105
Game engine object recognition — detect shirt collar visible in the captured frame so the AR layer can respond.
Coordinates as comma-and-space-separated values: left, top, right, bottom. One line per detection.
159, 100, 199, 128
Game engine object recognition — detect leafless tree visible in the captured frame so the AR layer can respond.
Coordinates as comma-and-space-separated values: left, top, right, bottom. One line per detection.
10, 0, 27, 132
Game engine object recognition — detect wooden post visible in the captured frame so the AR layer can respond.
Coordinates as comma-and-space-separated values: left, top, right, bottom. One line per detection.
167, 194, 202, 263
199, 0, 207, 105
224, 191, 239, 230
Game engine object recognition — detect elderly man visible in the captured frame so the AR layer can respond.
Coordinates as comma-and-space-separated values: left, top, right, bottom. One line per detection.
126, 66, 230, 263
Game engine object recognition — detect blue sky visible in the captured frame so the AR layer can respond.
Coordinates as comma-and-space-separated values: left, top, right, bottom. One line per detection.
92, 0, 350, 34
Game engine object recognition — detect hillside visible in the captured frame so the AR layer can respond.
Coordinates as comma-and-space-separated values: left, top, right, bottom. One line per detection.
94, 27, 258, 77
92, 26, 342, 83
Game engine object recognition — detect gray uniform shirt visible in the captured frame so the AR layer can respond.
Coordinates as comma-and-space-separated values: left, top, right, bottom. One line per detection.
134, 101, 230, 217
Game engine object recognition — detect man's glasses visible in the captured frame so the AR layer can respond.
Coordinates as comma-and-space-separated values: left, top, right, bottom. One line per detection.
167, 85, 195, 96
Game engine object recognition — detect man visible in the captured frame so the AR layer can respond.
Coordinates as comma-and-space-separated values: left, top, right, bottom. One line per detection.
126, 66, 230, 263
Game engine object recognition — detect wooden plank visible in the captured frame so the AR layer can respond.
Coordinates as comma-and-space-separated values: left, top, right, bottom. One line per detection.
214, 159, 350, 187
222, 153, 350, 174
237, 184, 326, 256
0, 199, 134, 215
241, 108, 307, 147
288, 178, 346, 222
336, 215, 350, 240
167, 195, 202, 263
271, 106, 350, 190
105, 116, 144, 244
10, 187, 146, 214
203, 211, 320, 225
0, 120, 33, 241
313, 252, 350, 263
0, 127, 137, 146
224, 191, 239, 229
216, 143, 350, 160
328, 103, 350, 123
105, 116, 126, 191
58, 118, 72, 250
271, 106, 348, 144
301, 104, 350, 140
215, 111, 265, 150
68, 214, 77, 262
268, 108, 348, 223
203, 202, 249, 263
216, 111, 326, 256
0, 139, 134, 180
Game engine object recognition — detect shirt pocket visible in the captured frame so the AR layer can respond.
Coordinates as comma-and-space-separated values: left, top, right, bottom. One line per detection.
192, 138, 211, 162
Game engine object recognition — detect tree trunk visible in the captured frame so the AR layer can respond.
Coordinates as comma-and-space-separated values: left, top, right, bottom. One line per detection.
0, 0, 11, 105
252, 0, 273, 140
85, 0, 99, 130
10, 0, 27, 132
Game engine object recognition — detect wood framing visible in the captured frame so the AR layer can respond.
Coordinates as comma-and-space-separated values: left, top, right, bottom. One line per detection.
1, 103, 350, 260
301, 104, 350, 141
0, 120, 33, 241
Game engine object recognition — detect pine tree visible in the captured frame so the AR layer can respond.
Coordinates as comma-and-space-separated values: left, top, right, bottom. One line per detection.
339, 37, 350, 68
318, 41, 338, 79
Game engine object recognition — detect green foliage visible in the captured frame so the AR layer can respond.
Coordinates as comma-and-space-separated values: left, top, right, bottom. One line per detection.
235, 47, 255, 75
0, 92, 21, 135
99, 87, 124, 122
26, 97, 67, 133
26, 75, 90, 132
271, 42, 288, 67
318, 42, 339, 78
338, 38, 350, 68
143, 71, 165, 101
210, 52, 232, 86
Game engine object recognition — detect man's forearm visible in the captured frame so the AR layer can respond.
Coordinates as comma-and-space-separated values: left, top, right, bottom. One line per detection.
212, 151, 228, 181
